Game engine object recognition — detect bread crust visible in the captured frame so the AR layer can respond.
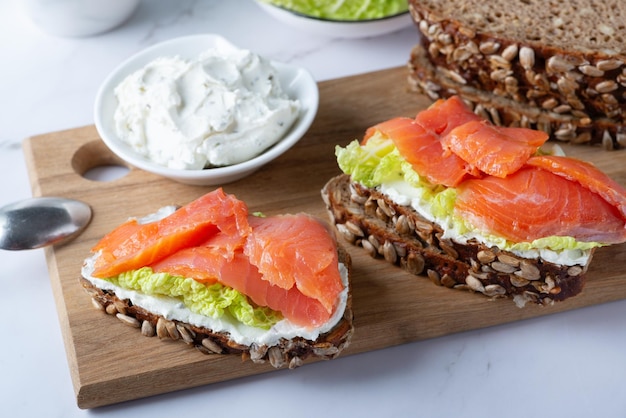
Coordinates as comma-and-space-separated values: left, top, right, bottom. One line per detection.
322, 174, 592, 307
408, 0, 626, 149
80, 246, 353, 369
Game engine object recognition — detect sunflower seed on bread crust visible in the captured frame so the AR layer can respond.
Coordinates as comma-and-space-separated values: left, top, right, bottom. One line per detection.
321, 174, 592, 307
79, 246, 354, 369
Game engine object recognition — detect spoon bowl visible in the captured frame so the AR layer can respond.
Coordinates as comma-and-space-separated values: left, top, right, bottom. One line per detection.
0, 197, 92, 250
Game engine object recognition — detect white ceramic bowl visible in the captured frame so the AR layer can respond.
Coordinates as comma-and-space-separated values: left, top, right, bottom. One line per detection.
94, 34, 319, 186
23, 0, 140, 37
254, 1, 413, 38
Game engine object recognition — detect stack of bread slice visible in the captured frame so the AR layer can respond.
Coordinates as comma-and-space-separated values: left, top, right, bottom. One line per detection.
407, 0, 626, 149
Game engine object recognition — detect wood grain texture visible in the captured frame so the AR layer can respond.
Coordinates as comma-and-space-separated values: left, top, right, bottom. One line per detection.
22, 66, 626, 409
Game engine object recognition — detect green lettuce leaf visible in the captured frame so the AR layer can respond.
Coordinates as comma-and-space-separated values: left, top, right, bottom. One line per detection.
336, 137, 397, 187
511, 236, 601, 252
106, 267, 283, 329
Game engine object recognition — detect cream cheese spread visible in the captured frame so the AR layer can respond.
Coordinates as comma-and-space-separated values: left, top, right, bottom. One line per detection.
113, 42, 300, 169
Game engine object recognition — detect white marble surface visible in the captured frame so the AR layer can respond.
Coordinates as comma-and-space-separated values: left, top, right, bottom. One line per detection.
1, 1, 626, 417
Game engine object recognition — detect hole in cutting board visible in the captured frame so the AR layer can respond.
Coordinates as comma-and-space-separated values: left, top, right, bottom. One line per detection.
83, 165, 130, 181
72, 140, 130, 182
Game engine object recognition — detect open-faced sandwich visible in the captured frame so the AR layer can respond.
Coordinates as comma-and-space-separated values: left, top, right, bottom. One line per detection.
322, 96, 626, 307
81, 188, 353, 369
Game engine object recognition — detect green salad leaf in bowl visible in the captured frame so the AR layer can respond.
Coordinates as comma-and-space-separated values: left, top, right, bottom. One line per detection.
261, 0, 409, 21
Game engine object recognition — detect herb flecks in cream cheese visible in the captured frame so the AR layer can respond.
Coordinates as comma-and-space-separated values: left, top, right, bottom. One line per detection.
114, 41, 300, 170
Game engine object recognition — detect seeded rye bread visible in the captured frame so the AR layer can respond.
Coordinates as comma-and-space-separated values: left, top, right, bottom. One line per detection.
80, 246, 353, 370
322, 174, 591, 307
408, 44, 625, 149
407, 0, 626, 149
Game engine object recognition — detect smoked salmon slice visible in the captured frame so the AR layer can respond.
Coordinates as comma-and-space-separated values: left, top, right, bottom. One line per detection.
151, 246, 332, 328
91, 188, 250, 278
361, 97, 487, 187
363, 117, 477, 187
441, 120, 549, 178
413, 95, 482, 136
92, 219, 141, 253
455, 166, 626, 244
527, 155, 626, 219
244, 214, 343, 315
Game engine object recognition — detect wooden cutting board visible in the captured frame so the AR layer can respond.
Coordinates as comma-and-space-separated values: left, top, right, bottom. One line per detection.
23, 66, 626, 409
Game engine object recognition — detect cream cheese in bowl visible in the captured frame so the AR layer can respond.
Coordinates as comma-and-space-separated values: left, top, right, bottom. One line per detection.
94, 34, 318, 185
114, 41, 300, 170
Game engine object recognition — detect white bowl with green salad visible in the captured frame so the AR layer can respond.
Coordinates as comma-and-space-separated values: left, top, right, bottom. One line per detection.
254, 0, 413, 38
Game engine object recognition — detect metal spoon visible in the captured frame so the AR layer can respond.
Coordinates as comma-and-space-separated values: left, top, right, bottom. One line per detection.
0, 197, 92, 250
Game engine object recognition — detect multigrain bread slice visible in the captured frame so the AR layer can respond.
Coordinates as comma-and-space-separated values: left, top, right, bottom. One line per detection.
322, 174, 591, 307
407, 0, 626, 149
408, 44, 625, 149
81, 245, 353, 370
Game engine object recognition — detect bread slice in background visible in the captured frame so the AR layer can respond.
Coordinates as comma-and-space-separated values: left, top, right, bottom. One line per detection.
407, 0, 626, 149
